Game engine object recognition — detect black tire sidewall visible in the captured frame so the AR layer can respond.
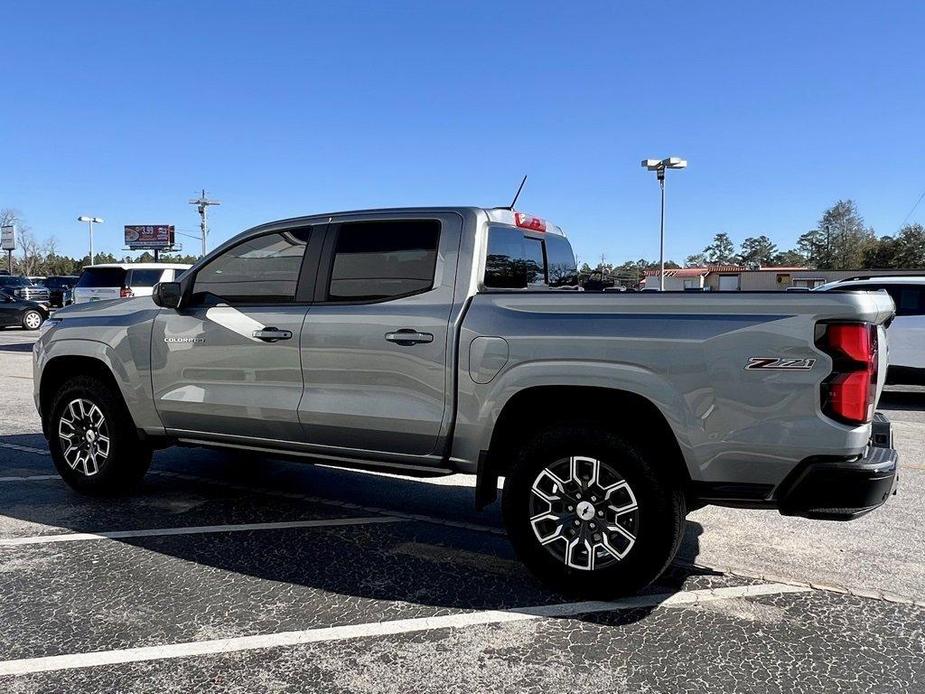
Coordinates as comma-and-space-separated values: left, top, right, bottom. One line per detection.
48, 376, 150, 495
502, 423, 685, 597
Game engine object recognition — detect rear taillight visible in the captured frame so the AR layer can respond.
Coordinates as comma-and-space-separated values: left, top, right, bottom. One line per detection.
816, 322, 878, 425
120, 287, 134, 298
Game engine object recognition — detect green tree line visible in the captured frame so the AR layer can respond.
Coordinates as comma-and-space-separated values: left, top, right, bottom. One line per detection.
685, 200, 925, 270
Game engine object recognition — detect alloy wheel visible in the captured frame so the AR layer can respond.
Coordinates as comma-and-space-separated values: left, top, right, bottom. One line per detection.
58, 398, 111, 477
529, 456, 639, 571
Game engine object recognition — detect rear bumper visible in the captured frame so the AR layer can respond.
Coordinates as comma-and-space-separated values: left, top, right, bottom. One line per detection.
776, 414, 899, 521
689, 413, 899, 520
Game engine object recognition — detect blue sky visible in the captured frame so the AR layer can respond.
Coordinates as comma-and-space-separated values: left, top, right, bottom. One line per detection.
2, 1, 923, 266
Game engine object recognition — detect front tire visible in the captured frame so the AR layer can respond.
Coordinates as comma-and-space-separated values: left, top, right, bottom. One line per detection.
502, 423, 685, 597
22, 310, 44, 330
48, 375, 151, 495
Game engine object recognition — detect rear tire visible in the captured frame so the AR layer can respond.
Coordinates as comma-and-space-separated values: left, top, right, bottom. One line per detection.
48, 375, 151, 495
502, 422, 685, 597
22, 310, 43, 330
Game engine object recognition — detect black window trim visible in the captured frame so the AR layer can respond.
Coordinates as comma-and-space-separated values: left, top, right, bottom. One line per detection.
313, 219, 443, 305
185, 224, 323, 308
523, 231, 549, 286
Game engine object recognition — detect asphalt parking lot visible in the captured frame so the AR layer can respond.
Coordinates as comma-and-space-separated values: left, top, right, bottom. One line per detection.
0, 327, 923, 693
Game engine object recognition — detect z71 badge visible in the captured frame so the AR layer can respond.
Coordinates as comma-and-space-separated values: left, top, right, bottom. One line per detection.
745, 357, 816, 371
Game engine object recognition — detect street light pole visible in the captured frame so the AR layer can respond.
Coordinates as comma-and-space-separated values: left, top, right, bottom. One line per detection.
78, 216, 104, 266
658, 168, 666, 291
642, 157, 687, 291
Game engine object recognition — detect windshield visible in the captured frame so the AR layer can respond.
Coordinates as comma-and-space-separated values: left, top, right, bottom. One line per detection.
0, 276, 31, 287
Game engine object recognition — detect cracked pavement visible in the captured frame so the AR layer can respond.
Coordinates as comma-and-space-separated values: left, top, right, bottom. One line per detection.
0, 330, 923, 692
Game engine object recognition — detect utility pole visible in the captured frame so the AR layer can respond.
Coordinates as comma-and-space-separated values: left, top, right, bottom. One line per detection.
188, 189, 221, 257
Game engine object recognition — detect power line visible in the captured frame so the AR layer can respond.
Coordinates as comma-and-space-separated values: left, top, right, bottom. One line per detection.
188, 189, 221, 257
900, 187, 925, 227
172, 230, 202, 241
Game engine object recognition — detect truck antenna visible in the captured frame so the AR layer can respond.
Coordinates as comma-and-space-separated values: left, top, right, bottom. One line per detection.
507, 175, 528, 209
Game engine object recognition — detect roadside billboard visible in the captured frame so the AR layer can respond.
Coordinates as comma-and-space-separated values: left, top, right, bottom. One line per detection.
124, 225, 174, 250
0, 226, 15, 251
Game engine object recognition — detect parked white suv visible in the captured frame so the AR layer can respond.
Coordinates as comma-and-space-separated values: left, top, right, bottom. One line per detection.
815, 276, 925, 384
72, 263, 191, 304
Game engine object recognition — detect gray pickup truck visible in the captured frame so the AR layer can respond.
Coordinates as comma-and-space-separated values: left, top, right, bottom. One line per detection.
33, 207, 899, 595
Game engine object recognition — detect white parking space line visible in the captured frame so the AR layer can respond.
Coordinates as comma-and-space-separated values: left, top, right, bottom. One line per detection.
0, 442, 49, 455
0, 475, 58, 482
152, 469, 507, 536
0, 516, 405, 547
0, 583, 809, 676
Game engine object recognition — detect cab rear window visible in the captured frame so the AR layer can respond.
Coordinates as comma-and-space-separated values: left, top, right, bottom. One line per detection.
484, 226, 578, 289
76, 268, 127, 288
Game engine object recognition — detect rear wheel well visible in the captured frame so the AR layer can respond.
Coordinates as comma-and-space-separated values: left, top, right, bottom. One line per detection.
39, 357, 127, 436
476, 386, 689, 509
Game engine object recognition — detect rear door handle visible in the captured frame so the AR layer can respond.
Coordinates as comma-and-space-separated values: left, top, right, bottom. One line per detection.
385, 329, 434, 346
253, 327, 293, 342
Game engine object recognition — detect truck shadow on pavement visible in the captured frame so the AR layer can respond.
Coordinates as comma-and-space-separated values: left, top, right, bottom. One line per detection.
0, 342, 36, 352
0, 432, 710, 628
879, 389, 925, 411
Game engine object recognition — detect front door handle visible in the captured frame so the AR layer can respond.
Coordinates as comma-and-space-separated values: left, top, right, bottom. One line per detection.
385, 329, 434, 346
253, 327, 293, 342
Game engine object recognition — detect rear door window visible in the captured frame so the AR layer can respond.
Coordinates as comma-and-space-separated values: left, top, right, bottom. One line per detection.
127, 269, 165, 287
832, 282, 925, 317
327, 220, 440, 301
885, 285, 925, 316
76, 268, 127, 288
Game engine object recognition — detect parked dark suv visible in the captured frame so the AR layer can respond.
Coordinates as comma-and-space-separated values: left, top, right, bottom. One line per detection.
42, 275, 79, 307
0, 276, 50, 303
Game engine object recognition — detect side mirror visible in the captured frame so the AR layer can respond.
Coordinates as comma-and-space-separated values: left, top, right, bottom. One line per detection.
152, 282, 182, 309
